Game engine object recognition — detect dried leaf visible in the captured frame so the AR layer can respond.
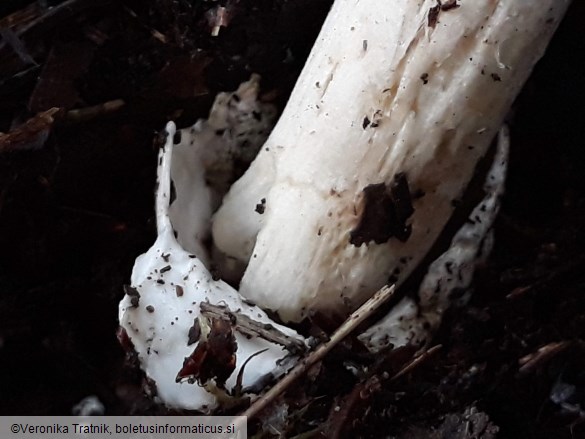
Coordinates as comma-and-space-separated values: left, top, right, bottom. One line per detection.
176, 317, 237, 388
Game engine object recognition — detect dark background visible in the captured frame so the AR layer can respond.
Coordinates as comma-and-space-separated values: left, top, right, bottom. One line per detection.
0, 1, 584, 437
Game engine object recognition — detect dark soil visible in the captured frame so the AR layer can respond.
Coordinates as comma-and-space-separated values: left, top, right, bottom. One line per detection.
0, 1, 584, 438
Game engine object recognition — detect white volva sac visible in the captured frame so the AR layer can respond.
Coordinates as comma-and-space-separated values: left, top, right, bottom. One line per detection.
119, 123, 304, 411
167, 74, 275, 265
212, 0, 569, 322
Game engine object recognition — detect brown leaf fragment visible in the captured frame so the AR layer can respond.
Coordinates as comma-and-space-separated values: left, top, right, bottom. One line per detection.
349, 173, 415, 246
176, 316, 237, 388
0, 107, 60, 154
350, 183, 393, 246
176, 340, 209, 384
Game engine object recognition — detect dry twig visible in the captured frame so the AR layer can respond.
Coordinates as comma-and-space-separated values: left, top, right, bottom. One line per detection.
240, 285, 395, 420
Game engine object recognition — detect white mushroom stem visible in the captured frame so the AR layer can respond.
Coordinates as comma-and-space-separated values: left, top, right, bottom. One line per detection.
119, 122, 304, 411
212, 0, 569, 322
359, 125, 510, 352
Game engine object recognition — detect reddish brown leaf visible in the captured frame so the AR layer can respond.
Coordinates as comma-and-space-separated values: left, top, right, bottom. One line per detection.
176, 317, 237, 388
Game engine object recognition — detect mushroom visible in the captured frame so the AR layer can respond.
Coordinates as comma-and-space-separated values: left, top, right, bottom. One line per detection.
118, 122, 304, 411
120, 0, 569, 411
212, 0, 570, 322
359, 126, 510, 352
166, 74, 276, 265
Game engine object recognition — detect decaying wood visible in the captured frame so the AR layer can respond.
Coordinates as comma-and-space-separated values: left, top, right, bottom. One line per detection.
200, 302, 307, 355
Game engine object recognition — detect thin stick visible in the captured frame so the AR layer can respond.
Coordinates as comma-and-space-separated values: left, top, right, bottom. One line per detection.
240, 285, 396, 420
518, 341, 571, 375
200, 302, 307, 354
64, 99, 125, 123
390, 344, 442, 381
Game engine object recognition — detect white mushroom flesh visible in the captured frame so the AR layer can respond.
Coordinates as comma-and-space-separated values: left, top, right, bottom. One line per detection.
168, 74, 276, 264
212, 0, 569, 322
359, 126, 509, 352
119, 122, 304, 411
